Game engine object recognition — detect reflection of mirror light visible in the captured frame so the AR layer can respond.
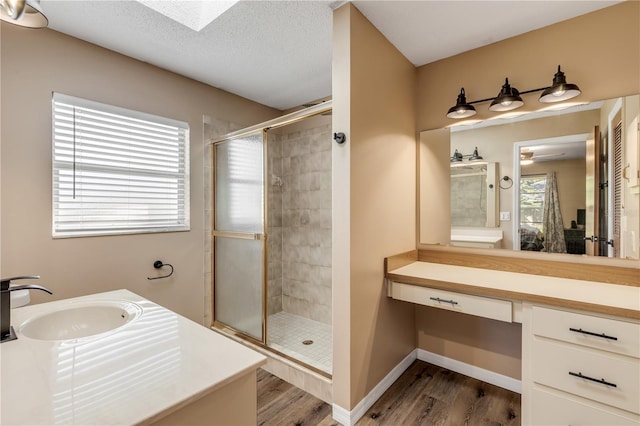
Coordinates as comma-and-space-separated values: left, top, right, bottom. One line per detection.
446, 119, 484, 128
520, 159, 534, 166
537, 101, 589, 112
450, 161, 488, 168
487, 111, 529, 121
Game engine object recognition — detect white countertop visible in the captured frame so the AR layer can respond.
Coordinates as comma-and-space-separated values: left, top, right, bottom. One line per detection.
388, 261, 640, 318
0, 290, 266, 425
449, 235, 503, 243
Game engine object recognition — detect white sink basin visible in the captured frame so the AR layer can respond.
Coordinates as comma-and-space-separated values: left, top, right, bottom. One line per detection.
19, 300, 143, 341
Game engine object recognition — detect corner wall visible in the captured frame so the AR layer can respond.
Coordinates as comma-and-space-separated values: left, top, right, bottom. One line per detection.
332, 3, 417, 411
0, 23, 279, 323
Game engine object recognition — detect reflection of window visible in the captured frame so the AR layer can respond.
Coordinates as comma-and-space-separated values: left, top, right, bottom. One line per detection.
214, 134, 263, 233
227, 139, 263, 229
52, 93, 190, 237
520, 174, 547, 232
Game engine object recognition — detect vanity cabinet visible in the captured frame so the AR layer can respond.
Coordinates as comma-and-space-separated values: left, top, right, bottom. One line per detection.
385, 253, 640, 426
389, 281, 513, 323
523, 304, 640, 425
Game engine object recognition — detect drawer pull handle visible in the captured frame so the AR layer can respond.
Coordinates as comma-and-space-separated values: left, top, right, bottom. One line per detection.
429, 297, 458, 306
569, 327, 618, 341
568, 371, 617, 388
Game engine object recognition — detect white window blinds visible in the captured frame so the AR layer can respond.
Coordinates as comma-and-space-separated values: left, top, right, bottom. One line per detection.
52, 93, 190, 237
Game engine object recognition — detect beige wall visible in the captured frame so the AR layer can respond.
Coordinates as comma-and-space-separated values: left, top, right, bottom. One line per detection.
0, 24, 279, 323
332, 4, 417, 410
415, 1, 639, 379
418, 1, 640, 132
417, 308, 522, 379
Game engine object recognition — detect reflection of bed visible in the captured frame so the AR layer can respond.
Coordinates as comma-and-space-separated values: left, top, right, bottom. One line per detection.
520, 225, 544, 251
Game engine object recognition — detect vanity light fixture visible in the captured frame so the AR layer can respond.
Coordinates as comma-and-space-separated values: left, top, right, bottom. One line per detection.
0, 0, 47, 28
489, 78, 524, 112
446, 88, 476, 119
469, 147, 483, 161
450, 147, 484, 163
539, 65, 582, 103
446, 65, 581, 119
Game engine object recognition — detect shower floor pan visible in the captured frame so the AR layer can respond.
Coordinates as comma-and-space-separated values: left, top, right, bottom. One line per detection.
267, 311, 332, 375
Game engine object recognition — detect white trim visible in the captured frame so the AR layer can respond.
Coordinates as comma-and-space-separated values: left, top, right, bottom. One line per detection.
606, 98, 623, 258
331, 348, 521, 425
417, 349, 522, 394
331, 349, 418, 426
331, 404, 350, 426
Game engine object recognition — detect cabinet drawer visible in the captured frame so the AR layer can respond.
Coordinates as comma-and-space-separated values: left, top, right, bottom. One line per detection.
531, 387, 639, 426
532, 339, 640, 414
533, 306, 640, 358
390, 282, 512, 323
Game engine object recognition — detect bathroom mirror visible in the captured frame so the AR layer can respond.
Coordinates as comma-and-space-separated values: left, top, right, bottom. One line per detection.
419, 94, 640, 260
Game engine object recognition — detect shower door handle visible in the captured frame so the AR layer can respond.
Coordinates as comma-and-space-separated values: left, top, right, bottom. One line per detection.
212, 231, 265, 241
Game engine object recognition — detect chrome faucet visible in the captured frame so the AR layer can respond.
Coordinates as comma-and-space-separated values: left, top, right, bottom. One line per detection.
1, 276, 52, 343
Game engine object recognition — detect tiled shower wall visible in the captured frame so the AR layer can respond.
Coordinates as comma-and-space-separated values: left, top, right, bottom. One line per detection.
450, 171, 487, 227
268, 119, 332, 325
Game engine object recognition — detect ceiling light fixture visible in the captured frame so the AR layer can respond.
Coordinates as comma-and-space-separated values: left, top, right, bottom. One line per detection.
446, 65, 581, 119
0, 0, 47, 28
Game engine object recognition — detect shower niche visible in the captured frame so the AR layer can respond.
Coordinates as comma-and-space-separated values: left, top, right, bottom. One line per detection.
210, 104, 332, 376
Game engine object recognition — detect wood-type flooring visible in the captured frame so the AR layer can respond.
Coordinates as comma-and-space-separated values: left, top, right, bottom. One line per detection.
257, 360, 521, 426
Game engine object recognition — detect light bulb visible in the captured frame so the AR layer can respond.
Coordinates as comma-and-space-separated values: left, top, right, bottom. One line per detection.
553, 90, 566, 97
501, 100, 513, 107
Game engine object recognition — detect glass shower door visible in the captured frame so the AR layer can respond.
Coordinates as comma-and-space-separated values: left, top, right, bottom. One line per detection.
213, 131, 266, 341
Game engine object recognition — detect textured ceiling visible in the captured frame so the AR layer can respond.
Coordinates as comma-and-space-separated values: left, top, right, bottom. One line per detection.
40, 0, 619, 110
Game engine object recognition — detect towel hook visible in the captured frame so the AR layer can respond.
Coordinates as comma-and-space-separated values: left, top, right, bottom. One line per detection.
147, 260, 174, 280
499, 175, 513, 189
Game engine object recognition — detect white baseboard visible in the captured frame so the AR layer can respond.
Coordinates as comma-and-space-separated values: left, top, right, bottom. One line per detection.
332, 349, 418, 426
417, 349, 521, 394
331, 348, 521, 425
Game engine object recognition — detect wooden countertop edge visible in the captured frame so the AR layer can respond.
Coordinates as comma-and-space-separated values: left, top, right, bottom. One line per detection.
386, 273, 640, 321
385, 249, 639, 287
415, 248, 639, 287
384, 250, 419, 274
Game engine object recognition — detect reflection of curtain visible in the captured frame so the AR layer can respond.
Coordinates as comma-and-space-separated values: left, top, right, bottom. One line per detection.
542, 172, 567, 253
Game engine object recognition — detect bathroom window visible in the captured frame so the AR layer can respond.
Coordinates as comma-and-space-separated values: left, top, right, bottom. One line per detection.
520, 174, 547, 232
52, 93, 190, 237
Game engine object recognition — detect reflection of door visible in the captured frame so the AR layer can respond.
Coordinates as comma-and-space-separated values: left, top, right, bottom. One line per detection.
611, 120, 623, 257
585, 126, 600, 256
213, 131, 266, 342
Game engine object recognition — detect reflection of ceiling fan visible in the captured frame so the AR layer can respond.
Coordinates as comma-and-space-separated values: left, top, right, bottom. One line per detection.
520, 149, 565, 164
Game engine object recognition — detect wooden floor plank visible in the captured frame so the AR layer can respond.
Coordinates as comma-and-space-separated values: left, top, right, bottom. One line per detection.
256, 361, 521, 426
